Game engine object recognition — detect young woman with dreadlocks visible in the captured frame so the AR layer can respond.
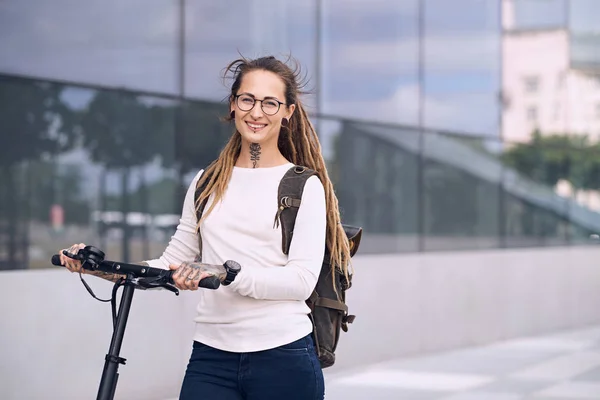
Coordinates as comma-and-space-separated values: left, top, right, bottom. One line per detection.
58, 55, 351, 400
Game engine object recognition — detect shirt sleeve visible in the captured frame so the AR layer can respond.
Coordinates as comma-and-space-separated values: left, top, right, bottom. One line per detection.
229, 175, 327, 301
143, 170, 204, 270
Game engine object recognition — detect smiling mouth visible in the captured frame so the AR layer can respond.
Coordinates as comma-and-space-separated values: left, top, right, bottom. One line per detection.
246, 121, 267, 132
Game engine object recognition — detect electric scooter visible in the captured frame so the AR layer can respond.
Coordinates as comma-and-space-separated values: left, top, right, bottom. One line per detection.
51, 246, 241, 400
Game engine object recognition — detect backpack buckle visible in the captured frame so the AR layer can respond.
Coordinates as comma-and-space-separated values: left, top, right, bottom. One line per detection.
341, 314, 356, 332
280, 196, 292, 208
294, 166, 307, 174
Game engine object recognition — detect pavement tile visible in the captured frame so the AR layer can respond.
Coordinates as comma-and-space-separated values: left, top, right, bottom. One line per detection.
571, 365, 600, 383
511, 352, 600, 381
533, 381, 600, 399
475, 378, 553, 395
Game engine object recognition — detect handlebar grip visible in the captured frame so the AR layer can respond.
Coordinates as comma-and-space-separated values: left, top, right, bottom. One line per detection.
52, 251, 76, 267
51, 254, 62, 266
198, 275, 221, 290
222, 260, 241, 286
224, 260, 241, 274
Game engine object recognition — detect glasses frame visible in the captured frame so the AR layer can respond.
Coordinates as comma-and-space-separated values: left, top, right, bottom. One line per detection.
234, 94, 287, 116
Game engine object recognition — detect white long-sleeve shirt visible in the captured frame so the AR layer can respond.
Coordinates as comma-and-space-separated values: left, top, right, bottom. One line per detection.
144, 162, 327, 353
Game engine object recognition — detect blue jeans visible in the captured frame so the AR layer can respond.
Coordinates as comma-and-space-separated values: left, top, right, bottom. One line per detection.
179, 334, 325, 400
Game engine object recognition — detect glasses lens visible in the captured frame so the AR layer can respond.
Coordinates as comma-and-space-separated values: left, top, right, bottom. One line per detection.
261, 100, 279, 115
237, 95, 255, 111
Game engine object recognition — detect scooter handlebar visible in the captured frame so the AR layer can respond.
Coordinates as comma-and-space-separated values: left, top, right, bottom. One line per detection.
51, 247, 240, 290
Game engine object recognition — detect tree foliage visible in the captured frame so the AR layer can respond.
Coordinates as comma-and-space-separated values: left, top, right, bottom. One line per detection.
502, 129, 600, 191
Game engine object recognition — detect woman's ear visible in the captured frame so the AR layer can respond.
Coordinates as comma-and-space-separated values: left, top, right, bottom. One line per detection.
230, 98, 236, 118
287, 103, 296, 120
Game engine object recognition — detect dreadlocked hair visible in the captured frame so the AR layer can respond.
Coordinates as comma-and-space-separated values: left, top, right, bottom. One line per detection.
194, 54, 353, 291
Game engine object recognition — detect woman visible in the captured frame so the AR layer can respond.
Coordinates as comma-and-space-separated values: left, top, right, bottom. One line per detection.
59, 55, 351, 400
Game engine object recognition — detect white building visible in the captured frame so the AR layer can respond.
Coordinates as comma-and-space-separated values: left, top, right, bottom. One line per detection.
501, 0, 600, 143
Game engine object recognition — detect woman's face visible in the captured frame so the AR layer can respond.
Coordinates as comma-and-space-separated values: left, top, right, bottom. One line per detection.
231, 69, 295, 146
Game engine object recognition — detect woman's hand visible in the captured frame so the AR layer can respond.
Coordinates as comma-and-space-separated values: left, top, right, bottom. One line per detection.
58, 243, 86, 273
169, 263, 214, 291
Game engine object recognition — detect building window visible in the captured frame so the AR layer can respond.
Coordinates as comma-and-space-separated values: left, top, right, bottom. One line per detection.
527, 106, 538, 122
596, 103, 600, 119
524, 76, 540, 93
557, 71, 566, 89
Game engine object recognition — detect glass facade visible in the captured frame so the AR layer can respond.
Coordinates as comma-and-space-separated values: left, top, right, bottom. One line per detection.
1, 0, 600, 270
321, 1, 419, 125
423, 0, 501, 136
0, 1, 180, 94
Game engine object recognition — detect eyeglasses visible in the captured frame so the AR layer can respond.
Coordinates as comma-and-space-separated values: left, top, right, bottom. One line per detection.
234, 94, 286, 116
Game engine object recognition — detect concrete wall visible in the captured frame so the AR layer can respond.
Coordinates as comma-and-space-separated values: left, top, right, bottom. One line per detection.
330, 245, 600, 375
2, 246, 600, 399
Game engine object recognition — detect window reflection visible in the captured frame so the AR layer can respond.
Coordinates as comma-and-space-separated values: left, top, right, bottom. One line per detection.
501, 0, 600, 245
321, 117, 420, 253
185, 0, 317, 108
424, 0, 500, 136
0, 0, 179, 94
321, 0, 419, 125
501, 3, 600, 143
79, 91, 178, 262
503, 0, 567, 31
501, 139, 576, 247
570, 0, 600, 33
423, 133, 502, 250
0, 77, 77, 270
4, 0, 600, 270
570, 0, 600, 70
179, 98, 231, 175
0, 76, 178, 270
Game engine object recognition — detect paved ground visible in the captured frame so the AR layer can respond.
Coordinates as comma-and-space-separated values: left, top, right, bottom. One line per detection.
324, 325, 600, 400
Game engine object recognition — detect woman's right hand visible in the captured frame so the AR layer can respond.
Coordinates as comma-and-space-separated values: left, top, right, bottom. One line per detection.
58, 243, 87, 273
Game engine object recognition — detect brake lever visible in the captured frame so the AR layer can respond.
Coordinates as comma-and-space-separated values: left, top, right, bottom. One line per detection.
62, 249, 97, 272
135, 277, 180, 296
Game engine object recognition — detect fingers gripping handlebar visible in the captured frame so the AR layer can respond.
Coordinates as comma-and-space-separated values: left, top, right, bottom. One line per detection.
51, 245, 241, 293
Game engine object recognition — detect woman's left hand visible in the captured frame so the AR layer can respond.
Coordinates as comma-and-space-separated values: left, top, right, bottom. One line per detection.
169, 263, 213, 291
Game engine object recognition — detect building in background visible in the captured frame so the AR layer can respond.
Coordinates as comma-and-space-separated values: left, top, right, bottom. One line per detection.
502, 0, 600, 143
1, 0, 600, 270
501, 0, 600, 211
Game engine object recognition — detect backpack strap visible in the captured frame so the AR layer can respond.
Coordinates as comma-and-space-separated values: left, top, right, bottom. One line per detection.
273, 165, 317, 255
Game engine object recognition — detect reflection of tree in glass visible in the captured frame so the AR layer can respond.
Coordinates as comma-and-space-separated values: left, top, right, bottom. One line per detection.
159, 99, 232, 213
503, 130, 600, 194
78, 91, 167, 262
0, 77, 76, 270
28, 161, 90, 225
178, 99, 231, 174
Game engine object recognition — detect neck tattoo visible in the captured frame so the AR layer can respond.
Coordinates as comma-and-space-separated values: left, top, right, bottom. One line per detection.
249, 143, 261, 168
